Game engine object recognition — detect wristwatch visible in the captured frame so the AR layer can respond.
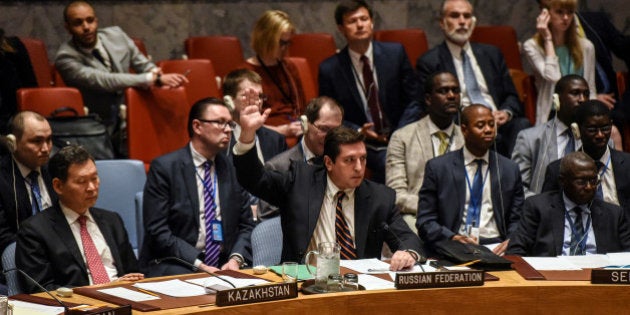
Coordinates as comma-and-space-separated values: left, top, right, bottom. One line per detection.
229, 254, 247, 268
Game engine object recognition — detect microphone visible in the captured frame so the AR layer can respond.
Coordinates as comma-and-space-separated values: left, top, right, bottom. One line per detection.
381, 223, 427, 264
152, 257, 236, 288
3, 268, 69, 313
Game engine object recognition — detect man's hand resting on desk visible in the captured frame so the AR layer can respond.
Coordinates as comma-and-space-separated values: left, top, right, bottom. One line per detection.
221, 258, 241, 271
117, 273, 145, 282
389, 250, 416, 271
199, 263, 220, 274
492, 239, 509, 256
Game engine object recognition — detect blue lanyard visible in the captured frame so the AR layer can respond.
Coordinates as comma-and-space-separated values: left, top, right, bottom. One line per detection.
565, 209, 591, 255
464, 162, 489, 228
598, 154, 611, 178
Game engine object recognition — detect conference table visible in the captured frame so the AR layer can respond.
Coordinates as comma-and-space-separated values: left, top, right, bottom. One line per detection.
32, 268, 628, 315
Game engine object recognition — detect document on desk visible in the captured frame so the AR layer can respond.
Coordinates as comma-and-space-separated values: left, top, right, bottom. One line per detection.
357, 274, 395, 290
186, 276, 268, 288
560, 255, 612, 269
522, 257, 581, 270
340, 258, 391, 273
133, 279, 207, 297
604, 252, 630, 267
9, 299, 66, 315
98, 287, 161, 301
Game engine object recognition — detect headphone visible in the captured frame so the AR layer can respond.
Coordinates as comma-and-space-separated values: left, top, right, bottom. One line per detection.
552, 93, 560, 112
2, 134, 17, 153
223, 95, 236, 112
299, 115, 308, 133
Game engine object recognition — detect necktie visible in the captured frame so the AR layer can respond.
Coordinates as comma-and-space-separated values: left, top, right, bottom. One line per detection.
203, 161, 221, 267
563, 129, 575, 157
92, 49, 109, 70
595, 161, 604, 200
308, 156, 323, 166
569, 207, 585, 256
461, 50, 487, 107
360, 55, 388, 134
78, 216, 110, 284
335, 191, 356, 260
467, 159, 484, 228
435, 131, 449, 156
27, 171, 42, 215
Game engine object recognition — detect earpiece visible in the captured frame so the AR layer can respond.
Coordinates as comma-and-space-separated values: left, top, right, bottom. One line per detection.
2, 134, 17, 153
570, 122, 581, 141
552, 93, 560, 111
223, 95, 235, 112
299, 115, 308, 133
471, 16, 477, 29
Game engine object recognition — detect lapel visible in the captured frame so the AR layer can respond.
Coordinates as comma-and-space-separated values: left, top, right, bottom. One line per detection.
551, 194, 566, 256
438, 42, 458, 80
451, 150, 467, 227
589, 200, 606, 252
469, 43, 492, 89
98, 32, 122, 73
49, 205, 87, 272
353, 182, 372, 257
215, 154, 232, 229
306, 168, 327, 247
611, 150, 628, 205
338, 47, 366, 115
6, 158, 31, 221
181, 149, 200, 223
416, 118, 435, 161
92, 209, 120, 274
488, 151, 505, 236
372, 42, 388, 110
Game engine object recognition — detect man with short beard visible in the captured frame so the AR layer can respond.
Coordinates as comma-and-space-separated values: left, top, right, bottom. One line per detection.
416, 0, 529, 157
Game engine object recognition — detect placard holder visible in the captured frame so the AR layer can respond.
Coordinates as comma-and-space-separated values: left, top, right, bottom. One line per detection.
215, 282, 298, 307
394, 270, 484, 290
591, 268, 630, 284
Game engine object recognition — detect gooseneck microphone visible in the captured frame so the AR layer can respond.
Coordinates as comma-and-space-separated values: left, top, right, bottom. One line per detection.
3, 267, 69, 313
381, 223, 427, 264
152, 257, 236, 288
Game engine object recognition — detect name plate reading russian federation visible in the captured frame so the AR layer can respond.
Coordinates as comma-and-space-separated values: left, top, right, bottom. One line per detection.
216, 282, 298, 307
591, 269, 630, 284
395, 270, 484, 289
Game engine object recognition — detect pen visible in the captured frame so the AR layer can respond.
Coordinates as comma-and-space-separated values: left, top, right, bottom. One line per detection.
69, 304, 108, 310
136, 288, 159, 297
183, 69, 191, 77
367, 268, 390, 273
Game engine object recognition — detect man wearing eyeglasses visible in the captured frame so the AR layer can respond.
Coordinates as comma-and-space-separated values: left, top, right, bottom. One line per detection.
140, 97, 255, 276
541, 100, 630, 217
508, 151, 630, 256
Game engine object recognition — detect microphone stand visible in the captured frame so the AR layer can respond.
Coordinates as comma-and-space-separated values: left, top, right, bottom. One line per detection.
3, 268, 69, 314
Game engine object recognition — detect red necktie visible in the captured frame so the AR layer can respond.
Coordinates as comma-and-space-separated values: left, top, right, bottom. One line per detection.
360, 55, 387, 134
335, 191, 357, 260
78, 216, 110, 284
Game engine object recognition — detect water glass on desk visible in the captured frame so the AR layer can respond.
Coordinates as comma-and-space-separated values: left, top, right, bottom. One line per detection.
305, 242, 340, 292
282, 262, 298, 283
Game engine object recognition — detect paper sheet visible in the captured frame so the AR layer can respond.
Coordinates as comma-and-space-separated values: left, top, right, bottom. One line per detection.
340, 258, 391, 274
133, 279, 207, 297
522, 257, 581, 270
98, 287, 160, 301
357, 274, 395, 290
186, 276, 268, 288
560, 254, 612, 269
9, 299, 66, 315
604, 252, 630, 267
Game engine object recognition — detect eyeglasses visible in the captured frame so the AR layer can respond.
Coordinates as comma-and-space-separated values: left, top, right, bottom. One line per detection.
311, 123, 336, 134
583, 124, 612, 134
573, 177, 600, 188
197, 119, 236, 130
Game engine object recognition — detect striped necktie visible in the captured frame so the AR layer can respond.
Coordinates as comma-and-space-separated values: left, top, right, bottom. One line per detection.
335, 191, 356, 260
203, 161, 221, 267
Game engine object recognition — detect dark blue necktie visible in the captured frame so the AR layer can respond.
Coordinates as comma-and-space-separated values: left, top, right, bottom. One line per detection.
569, 207, 585, 256
27, 171, 42, 215
467, 159, 484, 227
563, 129, 575, 157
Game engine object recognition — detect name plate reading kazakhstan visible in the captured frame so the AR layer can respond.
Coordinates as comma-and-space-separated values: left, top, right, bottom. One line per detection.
591, 269, 630, 284
395, 270, 484, 289
216, 282, 298, 307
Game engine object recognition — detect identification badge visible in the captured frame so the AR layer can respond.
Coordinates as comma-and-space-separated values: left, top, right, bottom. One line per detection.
211, 220, 223, 242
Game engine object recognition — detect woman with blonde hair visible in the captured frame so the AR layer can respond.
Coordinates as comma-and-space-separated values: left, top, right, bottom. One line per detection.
524, 0, 596, 126
243, 10, 306, 147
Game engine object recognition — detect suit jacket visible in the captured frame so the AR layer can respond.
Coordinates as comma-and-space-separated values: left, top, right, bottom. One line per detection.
417, 149, 524, 245
227, 126, 287, 162
139, 146, 254, 275
234, 146, 422, 263
541, 149, 630, 217
55, 26, 155, 125
386, 116, 464, 215
512, 120, 561, 198
0, 154, 56, 253
416, 42, 522, 117
507, 192, 630, 256
318, 41, 421, 131
15, 204, 138, 293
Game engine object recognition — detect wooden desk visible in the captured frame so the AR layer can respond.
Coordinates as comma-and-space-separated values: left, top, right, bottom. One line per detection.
40, 270, 628, 315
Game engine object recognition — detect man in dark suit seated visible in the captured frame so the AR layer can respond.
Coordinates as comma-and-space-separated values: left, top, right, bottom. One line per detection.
508, 151, 630, 256
140, 97, 255, 276
542, 100, 630, 216
233, 102, 423, 270
318, 0, 421, 184
417, 104, 524, 256
15, 145, 142, 293
416, 0, 529, 157
223, 68, 287, 163
259, 96, 344, 219
0, 111, 57, 254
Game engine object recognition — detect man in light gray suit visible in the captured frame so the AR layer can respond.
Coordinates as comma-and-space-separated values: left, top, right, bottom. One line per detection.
55, 1, 188, 127
259, 96, 343, 219
386, 71, 464, 231
512, 75, 589, 197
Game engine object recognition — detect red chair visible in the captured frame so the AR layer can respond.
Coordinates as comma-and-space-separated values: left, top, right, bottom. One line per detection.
509, 69, 537, 125
157, 59, 221, 105
20, 37, 54, 87
373, 29, 429, 68
184, 36, 245, 82
125, 87, 190, 170
16, 87, 85, 116
286, 57, 317, 103
132, 37, 149, 58
470, 25, 523, 70
288, 33, 337, 87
